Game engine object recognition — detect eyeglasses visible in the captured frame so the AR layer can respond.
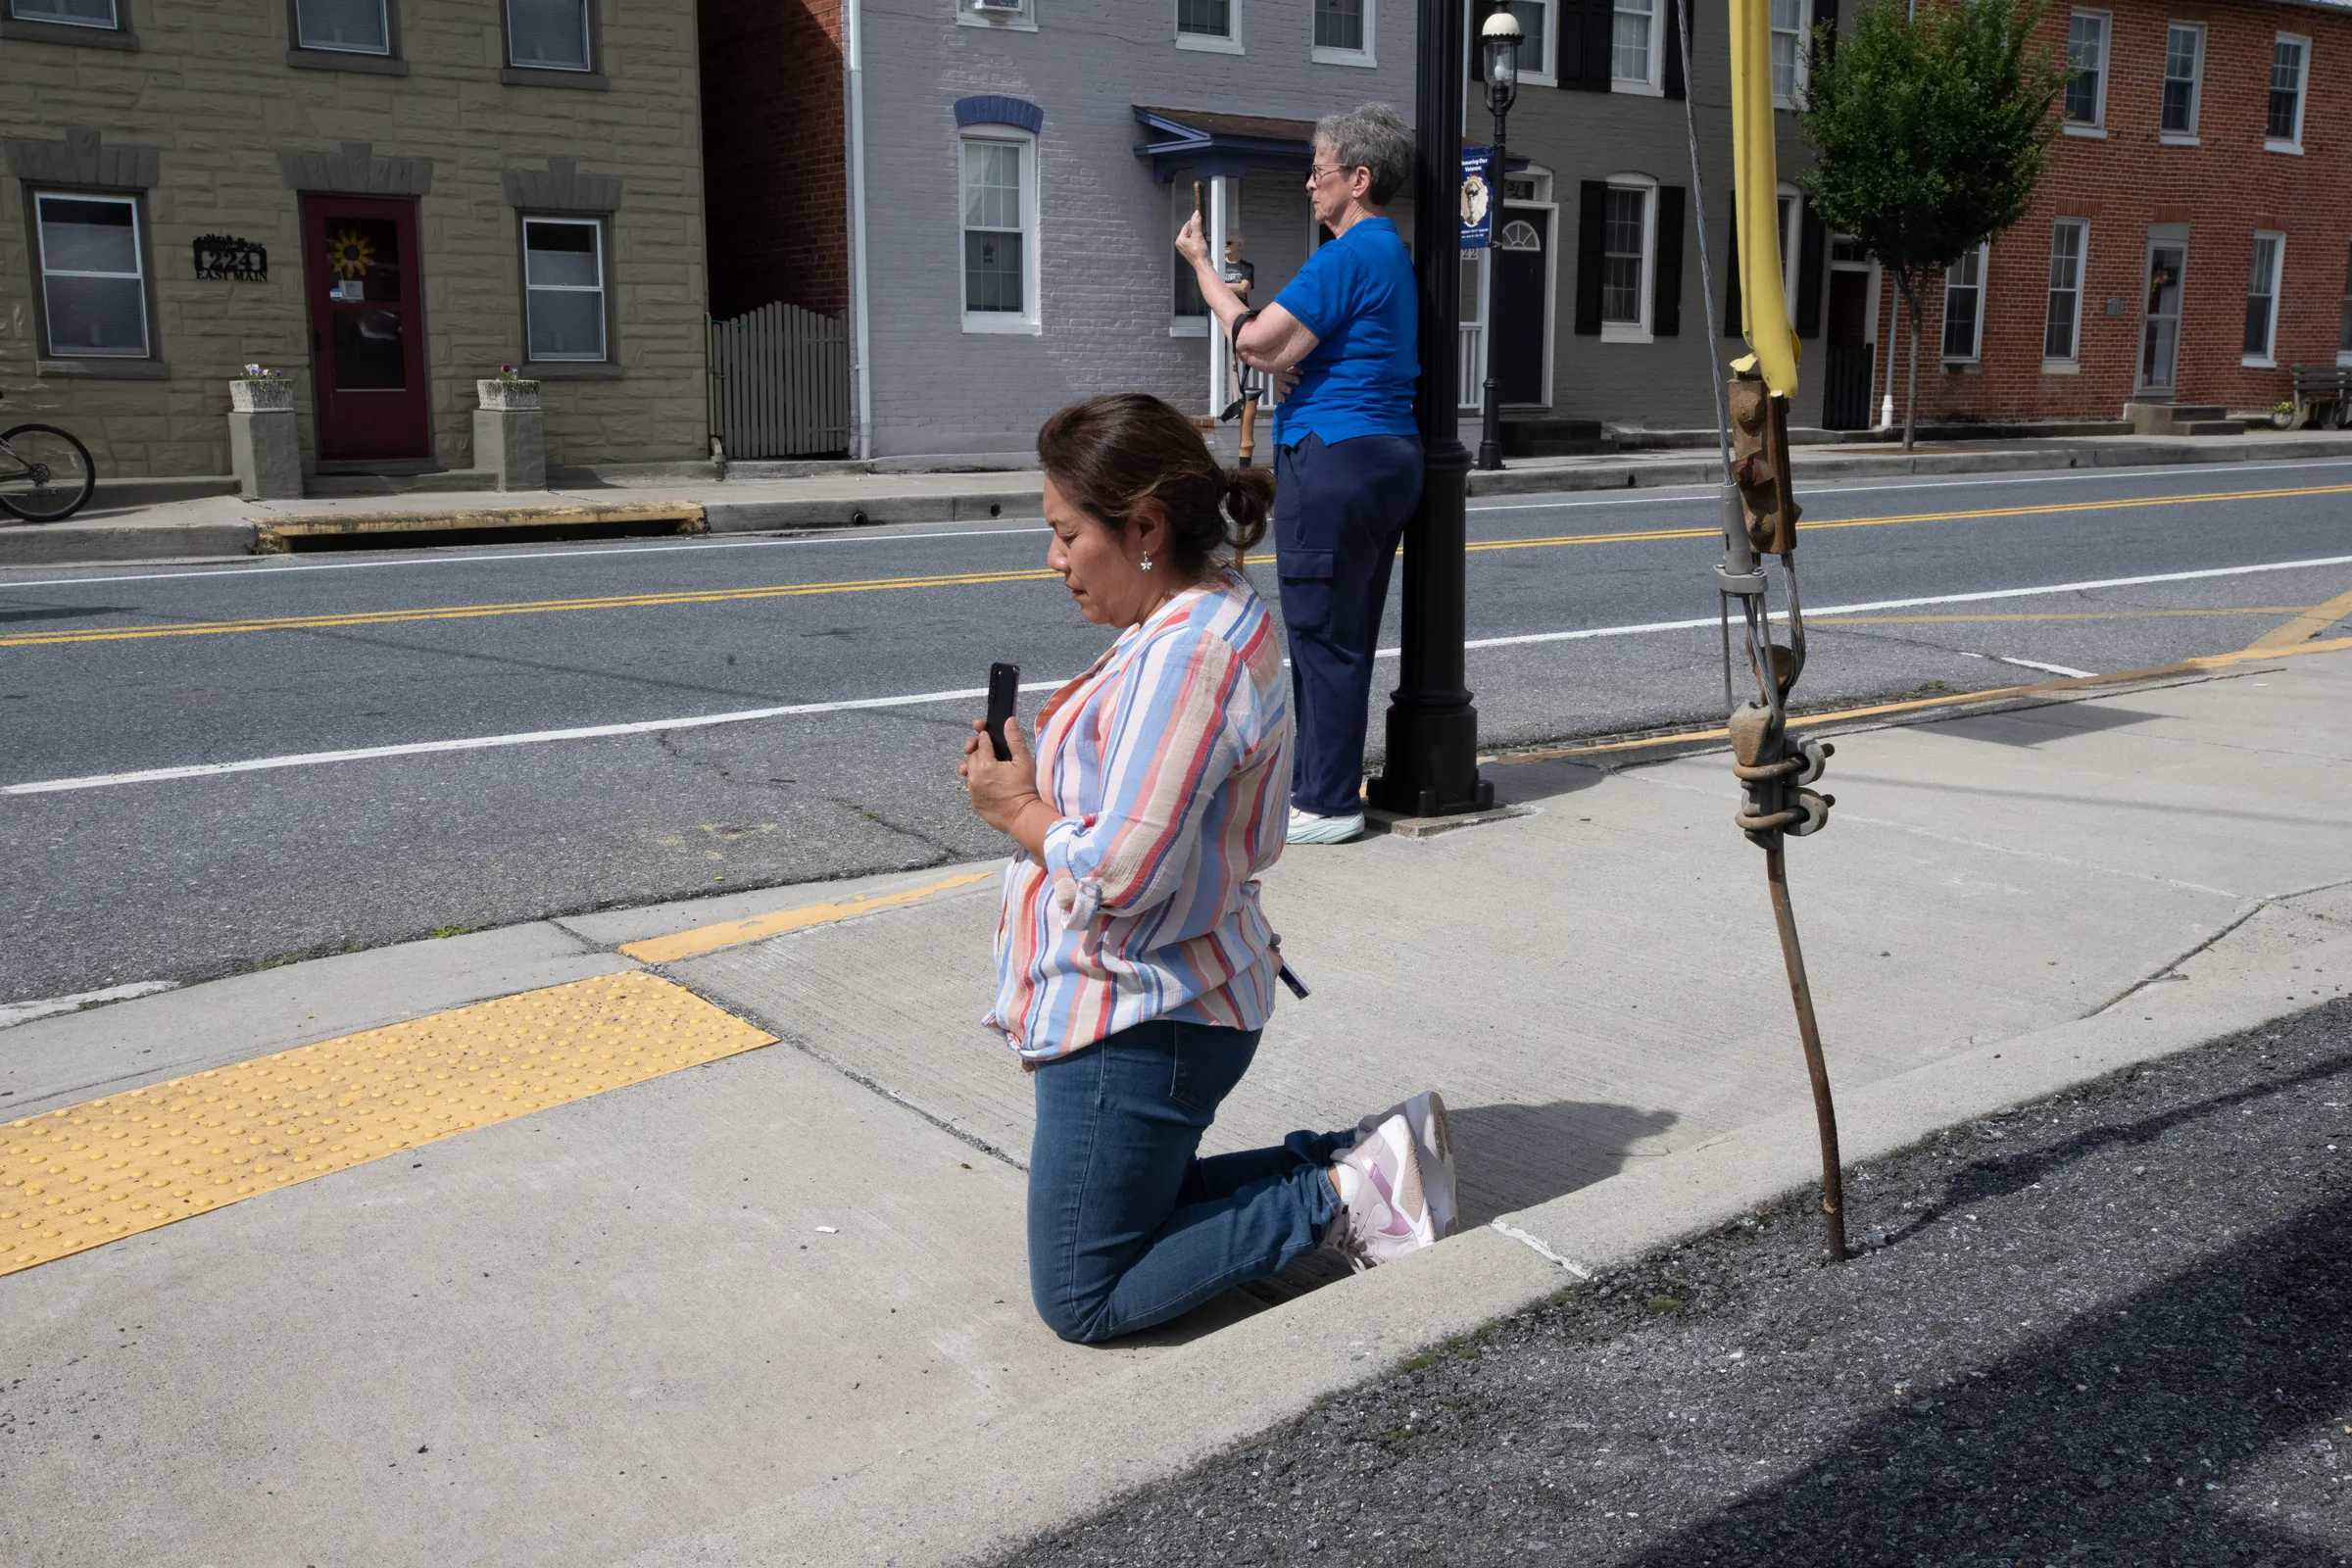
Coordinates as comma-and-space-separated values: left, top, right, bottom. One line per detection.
1307, 164, 1350, 182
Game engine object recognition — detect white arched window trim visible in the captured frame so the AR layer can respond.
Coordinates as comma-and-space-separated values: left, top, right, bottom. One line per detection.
1600, 171, 1658, 344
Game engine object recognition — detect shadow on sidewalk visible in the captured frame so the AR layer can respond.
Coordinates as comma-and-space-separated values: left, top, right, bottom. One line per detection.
1451, 1099, 1681, 1227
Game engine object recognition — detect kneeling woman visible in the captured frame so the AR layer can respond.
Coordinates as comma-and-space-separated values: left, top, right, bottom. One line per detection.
958, 393, 1458, 1344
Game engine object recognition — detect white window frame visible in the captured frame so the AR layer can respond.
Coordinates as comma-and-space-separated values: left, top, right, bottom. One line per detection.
295, 0, 392, 55
1770, 0, 1811, 108
956, 0, 1037, 29
958, 129, 1041, 335
2340, 241, 2352, 368
10, 0, 121, 26
2267, 33, 2309, 155
2242, 231, 2284, 368
1611, 0, 1662, 93
1175, 0, 1242, 54
2043, 219, 2087, 368
1776, 181, 1803, 319
32, 189, 151, 360
1311, 0, 1375, 65
505, 0, 592, 71
1941, 241, 1988, 364
520, 215, 609, 363
1598, 173, 1658, 344
2160, 22, 2203, 144
2063, 10, 2109, 136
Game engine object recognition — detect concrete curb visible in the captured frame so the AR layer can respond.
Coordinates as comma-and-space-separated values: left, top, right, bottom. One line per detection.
10, 436, 2352, 567
617, 884, 2352, 1568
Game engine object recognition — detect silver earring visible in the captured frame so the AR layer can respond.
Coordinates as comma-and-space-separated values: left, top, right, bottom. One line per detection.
1140, 553, 1154, 572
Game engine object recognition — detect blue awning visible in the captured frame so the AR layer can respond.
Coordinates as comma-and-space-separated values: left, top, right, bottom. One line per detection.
1132, 106, 1320, 184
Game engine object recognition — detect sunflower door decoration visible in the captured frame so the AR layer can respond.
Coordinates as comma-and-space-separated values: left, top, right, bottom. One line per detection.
323, 223, 387, 302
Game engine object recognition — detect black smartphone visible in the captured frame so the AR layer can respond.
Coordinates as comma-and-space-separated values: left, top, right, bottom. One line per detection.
986, 662, 1020, 761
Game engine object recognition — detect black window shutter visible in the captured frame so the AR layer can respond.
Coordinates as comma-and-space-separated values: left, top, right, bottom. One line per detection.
1575, 180, 1607, 335
1724, 193, 1743, 337
1653, 185, 1686, 335
1583, 0, 1614, 89
1471, 18, 1485, 81
1664, 0, 1687, 99
1555, 0, 1584, 87
1817, 0, 1841, 65
1795, 206, 1827, 337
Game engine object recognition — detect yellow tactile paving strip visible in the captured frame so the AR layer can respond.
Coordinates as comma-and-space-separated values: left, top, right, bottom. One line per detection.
0, 972, 773, 1278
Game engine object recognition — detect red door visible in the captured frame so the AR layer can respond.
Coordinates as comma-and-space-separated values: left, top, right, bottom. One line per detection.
303, 196, 432, 462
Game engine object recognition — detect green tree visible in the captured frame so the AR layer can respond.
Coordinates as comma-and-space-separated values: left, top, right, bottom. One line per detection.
1797, 0, 2067, 449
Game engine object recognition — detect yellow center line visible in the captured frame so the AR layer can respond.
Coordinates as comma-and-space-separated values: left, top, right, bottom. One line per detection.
7, 480, 2348, 651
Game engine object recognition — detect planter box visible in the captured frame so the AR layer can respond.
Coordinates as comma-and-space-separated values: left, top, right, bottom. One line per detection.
229, 377, 296, 413
477, 377, 542, 412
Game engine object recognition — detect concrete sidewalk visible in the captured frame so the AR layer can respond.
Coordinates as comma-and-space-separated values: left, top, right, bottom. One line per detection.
2, 646, 2348, 1566
10, 426, 2352, 565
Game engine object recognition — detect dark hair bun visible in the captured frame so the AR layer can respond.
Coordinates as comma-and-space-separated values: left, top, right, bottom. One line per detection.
1036, 394, 1278, 579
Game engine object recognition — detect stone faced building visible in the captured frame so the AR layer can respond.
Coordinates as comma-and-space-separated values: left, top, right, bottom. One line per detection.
0, 0, 708, 486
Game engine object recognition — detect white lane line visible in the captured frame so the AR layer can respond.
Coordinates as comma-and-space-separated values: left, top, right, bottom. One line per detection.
8, 554, 2348, 798
0, 523, 1055, 591
0, 979, 180, 1030
1960, 651, 2099, 679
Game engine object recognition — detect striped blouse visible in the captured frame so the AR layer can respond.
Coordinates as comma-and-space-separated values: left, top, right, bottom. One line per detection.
987, 569, 1293, 1062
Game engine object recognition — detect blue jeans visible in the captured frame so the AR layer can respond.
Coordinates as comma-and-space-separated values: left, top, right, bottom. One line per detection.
1273, 432, 1426, 816
1027, 1019, 1347, 1344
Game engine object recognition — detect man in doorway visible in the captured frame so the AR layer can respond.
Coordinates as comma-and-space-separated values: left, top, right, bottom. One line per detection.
1221, 235, 1254, 303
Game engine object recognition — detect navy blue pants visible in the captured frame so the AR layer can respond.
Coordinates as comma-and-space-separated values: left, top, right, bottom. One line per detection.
1027, 1020, 1348, 1344
1273, 433, 1425, 816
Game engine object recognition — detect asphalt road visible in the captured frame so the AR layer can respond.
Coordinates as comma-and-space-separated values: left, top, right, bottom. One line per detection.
2, 458, 2348, 1004
1002, 996, 2352, 1568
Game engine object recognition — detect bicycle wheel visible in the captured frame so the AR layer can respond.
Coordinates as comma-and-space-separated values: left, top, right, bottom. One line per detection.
0, 423, 97, 522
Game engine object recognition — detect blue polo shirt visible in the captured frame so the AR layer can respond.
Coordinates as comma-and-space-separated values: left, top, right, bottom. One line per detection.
1269, 217, 1421, 449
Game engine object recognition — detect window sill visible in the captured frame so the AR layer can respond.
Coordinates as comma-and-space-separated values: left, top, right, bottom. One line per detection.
1600, 323, 1653, 344
1940, 359, 1981, 374
956, 8, 1039, 27
2241, 354, 2276, 369
1, 16, 136, 48
963, 316, 1043, 335
2264, 137, 2302, 156
1175, 31, 1244, 53
1612, 78, 1664, 97
287, 47, 408, 74
39, 357, 171, 379
2158, 130, 2199, 146
1519, 72, 1558, 88
1169, 318, 1210, 337
2339, 350, 2352, 369
2040, 358, 2081, 374
2062, 122, 2106, 137
524, 360, 624, 378
1310, 45, 1376, 67
501, 66, 607, 88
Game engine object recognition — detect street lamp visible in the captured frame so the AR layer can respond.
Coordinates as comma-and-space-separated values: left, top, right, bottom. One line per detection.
1474, 5, 1523, 472
1367, 0, 1492, 819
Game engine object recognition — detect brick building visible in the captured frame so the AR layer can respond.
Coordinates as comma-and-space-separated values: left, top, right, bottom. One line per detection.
0, 0, 709, 485
1866, 0, 2352, 425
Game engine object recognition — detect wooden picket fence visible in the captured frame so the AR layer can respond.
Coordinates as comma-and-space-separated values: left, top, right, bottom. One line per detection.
707, 301, 850, 459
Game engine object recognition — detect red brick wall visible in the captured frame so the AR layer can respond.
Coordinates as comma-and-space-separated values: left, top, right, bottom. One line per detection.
700, 0, 848, 320
1874, 0, 2351, 421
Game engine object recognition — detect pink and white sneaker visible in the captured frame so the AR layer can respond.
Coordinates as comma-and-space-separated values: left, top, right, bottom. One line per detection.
1354, 1090, 1460, 1241
1329, 1111, 1440, 1273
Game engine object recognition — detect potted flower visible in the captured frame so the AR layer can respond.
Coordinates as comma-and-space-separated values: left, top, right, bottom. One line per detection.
229, 364, 295, 414
477, 365, 541, 412
2270, 399, 2298, 430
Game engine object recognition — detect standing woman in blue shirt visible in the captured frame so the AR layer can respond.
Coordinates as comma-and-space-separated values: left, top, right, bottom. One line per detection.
1177, 103, 1421, 846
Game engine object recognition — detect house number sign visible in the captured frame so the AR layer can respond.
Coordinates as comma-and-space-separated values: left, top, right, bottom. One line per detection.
192, 234, 269, 281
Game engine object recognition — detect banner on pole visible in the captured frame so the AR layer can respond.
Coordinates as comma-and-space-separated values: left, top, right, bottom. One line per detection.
1460, 146, 1494, 250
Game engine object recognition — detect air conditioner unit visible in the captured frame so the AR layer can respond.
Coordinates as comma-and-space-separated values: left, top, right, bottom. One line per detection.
969, 0, 1024, 11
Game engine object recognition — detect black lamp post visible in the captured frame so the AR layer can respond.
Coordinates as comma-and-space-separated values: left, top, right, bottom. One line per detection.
1367, 0, 1493, 819
1474, 5, 1522, 473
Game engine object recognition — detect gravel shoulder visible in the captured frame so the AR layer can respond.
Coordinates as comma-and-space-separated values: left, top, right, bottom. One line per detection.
1000, 997, 2352, 1568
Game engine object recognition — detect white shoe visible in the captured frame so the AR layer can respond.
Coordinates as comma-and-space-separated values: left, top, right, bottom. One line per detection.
1327, 1112, 1439, 1272
1354, 1091, 1460, 1239
1288, 807, 1366, 845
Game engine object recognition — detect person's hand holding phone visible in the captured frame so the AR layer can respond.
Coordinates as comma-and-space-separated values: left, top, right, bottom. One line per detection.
960, 712, 1054, 858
